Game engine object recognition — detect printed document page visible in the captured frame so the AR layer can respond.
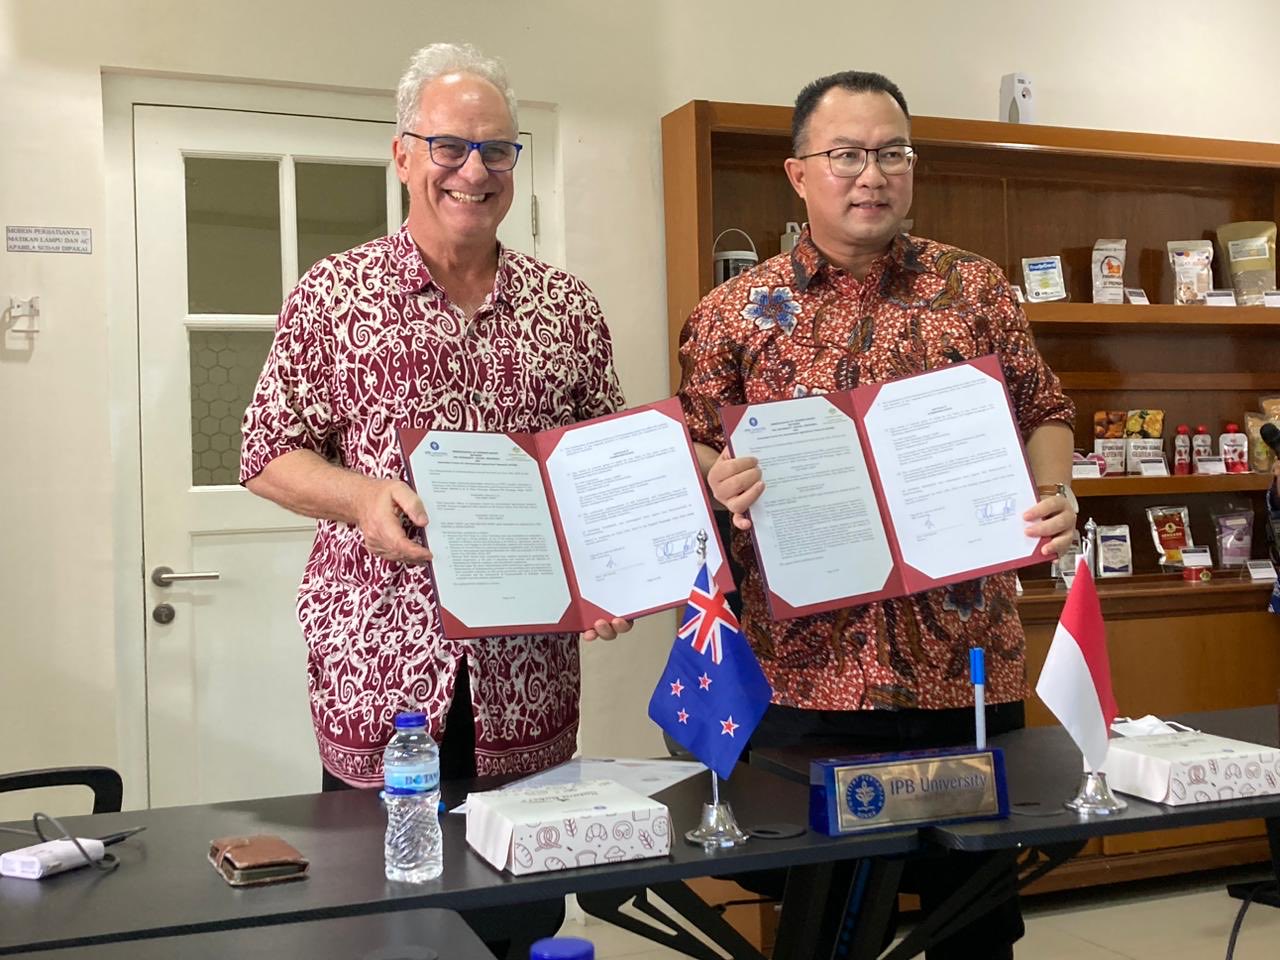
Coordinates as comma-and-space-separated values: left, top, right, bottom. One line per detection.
860, 363, 1039, 580
728, 396, 894, 608
408, 431, 572, 628
544, 409, 721, 616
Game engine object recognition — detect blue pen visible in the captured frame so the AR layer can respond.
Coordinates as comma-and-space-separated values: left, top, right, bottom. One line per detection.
970, 647, 986, 750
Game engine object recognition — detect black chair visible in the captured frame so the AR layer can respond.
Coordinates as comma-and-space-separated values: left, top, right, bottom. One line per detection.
0, 766, 124, 814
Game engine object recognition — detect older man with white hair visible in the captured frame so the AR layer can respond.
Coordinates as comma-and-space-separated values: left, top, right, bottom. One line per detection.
241, 42, 628, 803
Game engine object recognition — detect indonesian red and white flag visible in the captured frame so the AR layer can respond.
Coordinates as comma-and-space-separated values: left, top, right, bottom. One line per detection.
1035, 558, 1118, 771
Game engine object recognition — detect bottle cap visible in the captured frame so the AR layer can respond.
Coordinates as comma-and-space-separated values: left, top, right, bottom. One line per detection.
1225, 423, 1240, 433
1176, 424, 1190, 434
530, 938, 594, 960
1196, 425, 1210, 433
393, 711, 427, 729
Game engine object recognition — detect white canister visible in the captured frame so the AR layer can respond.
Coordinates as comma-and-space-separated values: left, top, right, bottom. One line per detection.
713, 228, 759, 286
780, 221, 804, 254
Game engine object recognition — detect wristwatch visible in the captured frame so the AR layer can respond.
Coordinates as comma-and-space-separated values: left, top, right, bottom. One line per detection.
1037, 481, 1078, 514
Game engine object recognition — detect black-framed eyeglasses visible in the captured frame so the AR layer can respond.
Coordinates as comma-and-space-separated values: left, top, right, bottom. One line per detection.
796, 144, 917, 178
401, 132, 522, 172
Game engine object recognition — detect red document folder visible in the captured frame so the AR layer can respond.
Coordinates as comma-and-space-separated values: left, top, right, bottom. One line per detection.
721, 355, 1047, 621
400, 397, 732, 638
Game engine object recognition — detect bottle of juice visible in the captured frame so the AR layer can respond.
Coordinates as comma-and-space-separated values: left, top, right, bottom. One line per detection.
1191, 425, 1213, 472
1173, 424, 1191, 475
1220, 422, 1249, 474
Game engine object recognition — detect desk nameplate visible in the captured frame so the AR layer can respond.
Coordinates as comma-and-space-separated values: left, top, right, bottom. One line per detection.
810, 747, 1009, 835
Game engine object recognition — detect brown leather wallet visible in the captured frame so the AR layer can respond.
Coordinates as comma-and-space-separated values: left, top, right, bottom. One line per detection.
208, 834, 309, 887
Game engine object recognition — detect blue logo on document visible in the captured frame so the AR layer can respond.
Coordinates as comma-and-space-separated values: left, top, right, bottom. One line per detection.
846, 774, 886, 819
429, 441, 440, 451
748, 417, 759, 427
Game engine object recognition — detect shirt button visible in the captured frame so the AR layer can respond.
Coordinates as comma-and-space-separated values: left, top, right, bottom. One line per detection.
471, 391, 483, 404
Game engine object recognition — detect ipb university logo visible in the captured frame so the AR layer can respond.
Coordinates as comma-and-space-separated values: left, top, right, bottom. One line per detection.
846, 774, 886, 819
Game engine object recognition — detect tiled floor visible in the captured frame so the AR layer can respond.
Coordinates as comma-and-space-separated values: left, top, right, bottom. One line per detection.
557, 869, 1280, 959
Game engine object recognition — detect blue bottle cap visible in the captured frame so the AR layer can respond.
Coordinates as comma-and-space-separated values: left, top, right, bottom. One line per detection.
529, 937, 594, 960
394, 711, 427, 729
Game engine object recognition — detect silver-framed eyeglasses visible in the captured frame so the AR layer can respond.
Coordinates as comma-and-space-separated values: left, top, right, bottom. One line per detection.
401, 132, 522, 172
796, 144, 917, 177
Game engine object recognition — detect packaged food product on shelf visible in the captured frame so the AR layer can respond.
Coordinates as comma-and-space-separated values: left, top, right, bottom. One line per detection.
1173, 424, 1192, 476
1091, 239, 1126, 304
1167, 240, 1214, 305
1125, 409, 1164, 438
1021, 256, 1067, 302
1191, 425, 1214, 471
1244, 412, 1277, 472
1219, 423, 1249, 474
1211, 507, 1254, 568
1093, 410, 1126, 439
1097, 524, 1133, 577
1094, 438, 1126, 475
1215, 221, 1277, 306
1147, 505, 1193, 567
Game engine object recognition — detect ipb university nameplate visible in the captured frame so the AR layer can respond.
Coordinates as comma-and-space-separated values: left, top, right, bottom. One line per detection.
810, 747, 1009, 835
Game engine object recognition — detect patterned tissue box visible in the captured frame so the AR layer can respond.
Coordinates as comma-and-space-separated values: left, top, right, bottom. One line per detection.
1106, 732, 1280, 806
465, 779, 671, 875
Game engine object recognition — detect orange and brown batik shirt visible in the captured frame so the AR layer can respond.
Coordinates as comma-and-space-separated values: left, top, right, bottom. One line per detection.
677, 228, 1074, 712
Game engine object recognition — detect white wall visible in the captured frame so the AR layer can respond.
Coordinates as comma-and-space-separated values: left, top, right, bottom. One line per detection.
2, 0, 1278, 816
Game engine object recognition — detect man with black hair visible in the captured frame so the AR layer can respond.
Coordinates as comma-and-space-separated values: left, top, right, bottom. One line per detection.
678, 70, 1077, 959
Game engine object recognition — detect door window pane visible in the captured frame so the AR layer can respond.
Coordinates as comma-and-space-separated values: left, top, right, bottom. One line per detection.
296, 162, 388, 273
185, 157, 282, 314
190, 330, 275, 485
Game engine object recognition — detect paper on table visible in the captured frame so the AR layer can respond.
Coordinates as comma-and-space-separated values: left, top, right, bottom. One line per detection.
450, 757, 702, 814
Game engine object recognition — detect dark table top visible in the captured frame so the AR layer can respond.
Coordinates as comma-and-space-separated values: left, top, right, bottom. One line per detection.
0, 761, 916, 955
6, 908, 495, 959
753, 706, 1280, 851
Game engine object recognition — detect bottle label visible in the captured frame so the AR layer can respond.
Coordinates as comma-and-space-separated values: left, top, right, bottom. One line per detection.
384, 762, 440, 795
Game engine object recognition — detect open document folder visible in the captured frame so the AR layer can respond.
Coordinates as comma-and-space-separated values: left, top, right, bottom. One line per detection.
399, 398, 730, 638
723, 354, 1048, 620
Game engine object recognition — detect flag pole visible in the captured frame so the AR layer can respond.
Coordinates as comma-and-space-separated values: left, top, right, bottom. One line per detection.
1053, 562, 1127, 816
684, 530, 750, 851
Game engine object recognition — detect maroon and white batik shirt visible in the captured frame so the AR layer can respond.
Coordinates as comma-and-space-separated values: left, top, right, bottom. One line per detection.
241, 225, 625, 787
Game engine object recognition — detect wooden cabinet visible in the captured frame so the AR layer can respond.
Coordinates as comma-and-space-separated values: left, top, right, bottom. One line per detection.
661, 100, 1280, 889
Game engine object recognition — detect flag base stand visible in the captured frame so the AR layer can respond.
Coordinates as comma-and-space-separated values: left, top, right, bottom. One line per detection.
685, 801, 750, 850
1064, 770, 1127, 816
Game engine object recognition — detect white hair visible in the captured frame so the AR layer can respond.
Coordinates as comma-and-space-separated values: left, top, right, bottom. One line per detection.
395, 42, 518, 137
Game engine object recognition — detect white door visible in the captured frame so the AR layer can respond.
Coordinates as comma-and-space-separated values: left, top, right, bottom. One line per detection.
134, 105, 539, 807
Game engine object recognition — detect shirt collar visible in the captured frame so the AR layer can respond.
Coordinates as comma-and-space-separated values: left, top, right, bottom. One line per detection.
790, 227, 928, 292
390, 222, 514, 306
391, 223, 432, 294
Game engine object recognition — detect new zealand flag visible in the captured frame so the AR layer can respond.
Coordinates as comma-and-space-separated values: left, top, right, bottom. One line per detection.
647, 563, 772, 779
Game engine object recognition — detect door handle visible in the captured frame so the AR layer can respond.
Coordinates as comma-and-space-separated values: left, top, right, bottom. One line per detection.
151, 566, 221, 587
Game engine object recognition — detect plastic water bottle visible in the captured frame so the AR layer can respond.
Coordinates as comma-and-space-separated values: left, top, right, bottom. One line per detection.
530, 937, 594, 960
383, 711, 442, 882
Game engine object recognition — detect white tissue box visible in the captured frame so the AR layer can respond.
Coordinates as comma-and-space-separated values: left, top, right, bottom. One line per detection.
465, 779, 672, 875
1106, 732, 1280, 805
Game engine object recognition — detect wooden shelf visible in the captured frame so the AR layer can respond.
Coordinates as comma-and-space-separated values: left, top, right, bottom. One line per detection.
908, 115, 1280, 168
1018, 573, 1276, 623
1056, 372, 1278, 392
1073, 474, 1274, 497
1027, 302, 1280, 334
